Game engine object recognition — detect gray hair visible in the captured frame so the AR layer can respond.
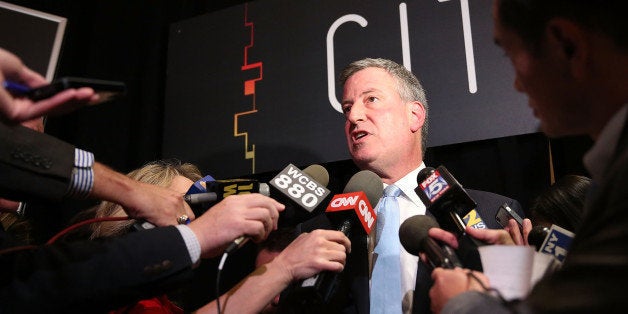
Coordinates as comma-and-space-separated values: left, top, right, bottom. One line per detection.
339, 58, 429, 153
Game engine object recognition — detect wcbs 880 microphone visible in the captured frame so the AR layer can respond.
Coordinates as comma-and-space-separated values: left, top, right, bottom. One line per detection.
269, 163, 331, 213
226, 164, 331, 253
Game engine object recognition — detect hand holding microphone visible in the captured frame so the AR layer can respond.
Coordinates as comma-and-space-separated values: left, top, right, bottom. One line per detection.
292, 169, 382, 305
187, 193, 285, 258
399, 215, 462, 270
268, 229, 351, 286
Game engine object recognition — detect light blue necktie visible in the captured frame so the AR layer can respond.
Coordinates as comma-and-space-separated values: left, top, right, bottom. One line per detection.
371, 184, 402, 313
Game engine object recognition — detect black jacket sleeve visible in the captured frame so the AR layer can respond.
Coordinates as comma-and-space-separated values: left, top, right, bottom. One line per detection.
0, 122, 75, 201
0, 226, 194, 313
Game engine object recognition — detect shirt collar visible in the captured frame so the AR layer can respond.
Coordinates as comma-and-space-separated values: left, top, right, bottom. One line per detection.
384, 162, 426, 207
583, 104, 628, 182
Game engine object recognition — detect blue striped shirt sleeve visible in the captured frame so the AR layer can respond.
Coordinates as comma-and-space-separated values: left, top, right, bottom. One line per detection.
65, 148, 95, 199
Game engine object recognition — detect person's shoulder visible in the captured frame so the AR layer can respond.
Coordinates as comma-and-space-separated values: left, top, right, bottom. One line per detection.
464, 188, 524, 228
465, 189, 517, 204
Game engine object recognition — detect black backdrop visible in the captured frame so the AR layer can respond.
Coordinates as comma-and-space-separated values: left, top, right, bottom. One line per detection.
3, 0, 593, 309
4, 0, 593, 218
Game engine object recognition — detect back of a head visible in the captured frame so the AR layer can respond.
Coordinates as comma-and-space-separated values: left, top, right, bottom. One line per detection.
497, 0, 628, 52
530, 175, 592, 232
90, 159, 202, 239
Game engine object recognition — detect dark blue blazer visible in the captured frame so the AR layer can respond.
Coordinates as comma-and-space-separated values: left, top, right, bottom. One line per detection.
341, 189, 524, 314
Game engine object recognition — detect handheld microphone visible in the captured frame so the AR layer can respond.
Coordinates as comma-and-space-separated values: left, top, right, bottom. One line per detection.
269, 163, 331, 212
537, 224, 574, 263
186, 178, 271, 216
133, 177, 271, 231
399, 215, 462, 270
528, 225, 550, 251
294, 170, 382, 305
225, 164, 330, 253
183, 192, 218, 205
416, 166, 477, 236
415, 166, 484, 270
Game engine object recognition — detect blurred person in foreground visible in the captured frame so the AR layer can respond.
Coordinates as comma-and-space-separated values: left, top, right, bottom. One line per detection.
429, 1, 628, 313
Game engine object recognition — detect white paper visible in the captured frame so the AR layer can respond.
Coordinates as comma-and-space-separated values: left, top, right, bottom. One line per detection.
478, 245, 535, 300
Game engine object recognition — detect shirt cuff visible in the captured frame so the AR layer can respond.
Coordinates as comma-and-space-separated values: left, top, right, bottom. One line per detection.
175, 224, 201, 264
65, 148, 94, 199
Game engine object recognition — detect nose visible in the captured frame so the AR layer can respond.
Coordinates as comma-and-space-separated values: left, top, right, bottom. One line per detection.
346, 102, 366, 124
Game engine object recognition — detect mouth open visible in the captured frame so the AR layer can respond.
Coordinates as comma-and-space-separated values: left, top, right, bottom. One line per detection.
353, 131, 369, 142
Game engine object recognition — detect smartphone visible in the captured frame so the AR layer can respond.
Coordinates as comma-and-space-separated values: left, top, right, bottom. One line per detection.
495, 203, 524, 229
28, 77, 126, 103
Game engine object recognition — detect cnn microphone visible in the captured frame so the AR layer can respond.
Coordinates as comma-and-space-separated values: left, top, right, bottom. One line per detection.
415, 166, 484, 270
294, 170, 383, 305
399, 215, 462, 270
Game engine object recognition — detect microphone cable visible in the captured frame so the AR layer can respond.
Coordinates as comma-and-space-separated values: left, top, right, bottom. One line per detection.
216, 249, 231, 314
0, 216, 130, 256
465, 270, 506, 304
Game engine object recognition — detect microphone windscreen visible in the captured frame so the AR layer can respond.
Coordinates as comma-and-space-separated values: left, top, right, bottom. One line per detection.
399, 215, 439, 255
528, 225, 550, 250
303, 164, 329, 187
343, 170, 383, 205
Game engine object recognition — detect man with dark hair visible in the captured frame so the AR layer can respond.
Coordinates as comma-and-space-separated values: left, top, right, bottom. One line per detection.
430, 1, 628, 313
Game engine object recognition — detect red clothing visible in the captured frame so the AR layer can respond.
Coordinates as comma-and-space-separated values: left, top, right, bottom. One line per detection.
110, 295, 184, 314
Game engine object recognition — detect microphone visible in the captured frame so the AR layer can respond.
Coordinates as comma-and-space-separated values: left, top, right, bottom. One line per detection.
528, 225, 550, 251
415, 166, 484, 270
185, 178, 271, 216
416, 166, 477, 236
399, 215, 462, 270
269, 163, 331, 213
135, 179, 266, 231
534, 224, 575, 263
225, 164, 331, 253
183, 192, 217, 205
294, 170, 383, 305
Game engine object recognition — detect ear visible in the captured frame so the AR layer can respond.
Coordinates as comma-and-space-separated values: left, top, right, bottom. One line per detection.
408, 101, 425, 133
546, 18, 589, 79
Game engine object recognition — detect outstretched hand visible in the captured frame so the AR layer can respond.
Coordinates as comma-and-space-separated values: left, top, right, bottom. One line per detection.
0, 48, 98, 123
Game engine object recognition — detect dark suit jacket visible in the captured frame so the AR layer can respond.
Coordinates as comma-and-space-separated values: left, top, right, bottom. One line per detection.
0, 123, 198, 312
0, 122, 75, 201
0, 226, 194, 313
524, 122, 628, 313
443, 114, 628, 314
326, 189, 523, 314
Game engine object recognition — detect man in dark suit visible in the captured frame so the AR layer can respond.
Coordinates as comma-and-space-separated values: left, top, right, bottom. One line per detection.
338, 57, 523, 313
0, 48, 286, 313
429, 1, 628, 313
